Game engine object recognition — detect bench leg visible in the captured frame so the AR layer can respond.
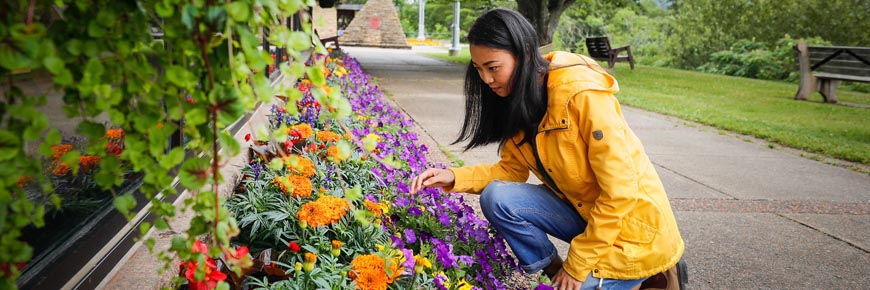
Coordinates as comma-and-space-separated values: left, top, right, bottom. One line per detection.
819, 79, 840, 103
794, 74, 817, 101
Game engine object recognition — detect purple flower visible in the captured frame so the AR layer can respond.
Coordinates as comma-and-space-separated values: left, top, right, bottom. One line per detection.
393, 196, 410, 208
404, 228, 416, 244
401, 248, 415, 274
407, 207, 422, 216
437, 211, 451, 226
535, 283, 555, 290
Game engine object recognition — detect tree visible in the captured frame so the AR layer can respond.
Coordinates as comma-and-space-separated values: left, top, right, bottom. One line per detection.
516, 0, 578, 45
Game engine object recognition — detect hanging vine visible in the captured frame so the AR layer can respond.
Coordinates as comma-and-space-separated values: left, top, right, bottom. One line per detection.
0, 0, 328, 288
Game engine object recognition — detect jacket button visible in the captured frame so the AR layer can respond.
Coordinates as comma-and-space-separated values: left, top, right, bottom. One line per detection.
593, 269, 599, 273
577, 203, 582, 208
561, 119, 566, 124
548, 168, 553, 172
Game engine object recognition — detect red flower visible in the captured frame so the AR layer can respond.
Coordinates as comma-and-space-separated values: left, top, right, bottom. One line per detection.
227, 246, 249, 260
288, 241, 300, 253
181, 240, 227, 290
106, 141, 123, 157
244, 133, 251, 142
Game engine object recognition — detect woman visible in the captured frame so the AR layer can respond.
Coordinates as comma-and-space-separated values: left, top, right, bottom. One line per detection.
410, 8, 685, 290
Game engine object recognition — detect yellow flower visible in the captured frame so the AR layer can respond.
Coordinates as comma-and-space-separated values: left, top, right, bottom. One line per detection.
457, 279, 473, 290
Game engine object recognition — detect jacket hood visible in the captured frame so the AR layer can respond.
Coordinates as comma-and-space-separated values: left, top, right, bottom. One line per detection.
544, 51, 618, 94
538, 51, 619, 131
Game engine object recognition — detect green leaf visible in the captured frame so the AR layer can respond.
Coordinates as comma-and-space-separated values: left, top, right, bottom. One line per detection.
268, 157, 283, 171
182, 5, 197, 31
170, 236, 188, 253
154, 218, 169, 230
179, 158, 211, 189
95, 156, 121, 187
0, 130, 22, 161
155, 0, 174, 17
215, 282, 230, 290
345, 184, 362, 202
185, 107, 208, 126
43, 56, 64, 74
160, 147, 185, 168
336, 140, 352, 161
166, 65, 193, 88
227, 2, 250, 22
307, 66, 325, 86
219, 132, 240, 156
140, 221, 152, 236
113, 193, 137, 217
76, 120, 106, 139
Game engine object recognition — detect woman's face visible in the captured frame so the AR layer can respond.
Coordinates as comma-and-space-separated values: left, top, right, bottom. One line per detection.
470, 44, 517, 97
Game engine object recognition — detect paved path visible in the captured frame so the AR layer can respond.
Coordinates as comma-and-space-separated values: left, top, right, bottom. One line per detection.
344, 46, 870, 289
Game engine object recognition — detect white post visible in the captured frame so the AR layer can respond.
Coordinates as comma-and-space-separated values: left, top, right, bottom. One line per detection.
449, 0, 460, 56
417, 0, 425, 41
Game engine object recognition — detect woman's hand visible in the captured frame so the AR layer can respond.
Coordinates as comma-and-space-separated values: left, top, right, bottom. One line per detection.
410, 168, 455, 194
551, 268, 582, 290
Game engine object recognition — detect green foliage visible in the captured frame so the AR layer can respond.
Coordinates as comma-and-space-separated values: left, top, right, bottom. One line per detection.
666, 0, 870, 69
698, 36, 831, 81
0, 0, 321, 288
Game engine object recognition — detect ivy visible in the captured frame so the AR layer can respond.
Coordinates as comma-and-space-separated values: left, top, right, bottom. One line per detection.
0, 0, 322, 289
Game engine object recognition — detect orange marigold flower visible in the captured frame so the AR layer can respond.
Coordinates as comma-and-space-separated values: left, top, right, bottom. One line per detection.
290, 123, 314, 139
297, 195, 349, 227
281, 155, 316, 178
272, 176, 290, 194
16, 176, 32, 188
297, 202, 330, 227
287, 175, 313, 198
364, 200, 383, 216
51, 144, 73, 160
79, 155, 101, 172
105, 129, 125, 139
53, 164, 71, 176
316, 131, 341, 143
349, 254, 402, 290
326, 146, 343, 162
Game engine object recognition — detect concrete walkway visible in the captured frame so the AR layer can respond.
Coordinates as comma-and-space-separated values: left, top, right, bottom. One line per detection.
344, 46, 870, 289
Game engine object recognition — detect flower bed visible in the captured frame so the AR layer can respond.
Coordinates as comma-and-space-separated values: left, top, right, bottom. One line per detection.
186, 49, 529, 289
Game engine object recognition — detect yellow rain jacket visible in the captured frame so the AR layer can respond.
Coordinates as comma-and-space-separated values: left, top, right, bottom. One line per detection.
446, 51, 684, 281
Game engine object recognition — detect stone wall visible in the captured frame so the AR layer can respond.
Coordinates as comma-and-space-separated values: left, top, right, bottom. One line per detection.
338, 0, 409, 49
313, 5, 338, 38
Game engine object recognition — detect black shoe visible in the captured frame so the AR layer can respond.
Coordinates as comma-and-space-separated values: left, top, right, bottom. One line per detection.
676, 258, 689, 290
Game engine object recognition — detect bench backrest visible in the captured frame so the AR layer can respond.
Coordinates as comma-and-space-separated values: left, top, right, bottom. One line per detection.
806, 46, 870, 77
585, 37, 613, 59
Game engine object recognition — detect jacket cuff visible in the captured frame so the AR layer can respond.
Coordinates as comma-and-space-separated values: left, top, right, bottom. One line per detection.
442, 167, 467, 193
563, 256, 593, 283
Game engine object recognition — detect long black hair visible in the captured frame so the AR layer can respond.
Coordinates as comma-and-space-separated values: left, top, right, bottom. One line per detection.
453, 8, 550, 150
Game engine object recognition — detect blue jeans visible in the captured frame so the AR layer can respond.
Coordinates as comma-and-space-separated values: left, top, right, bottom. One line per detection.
480, 181, 647, 290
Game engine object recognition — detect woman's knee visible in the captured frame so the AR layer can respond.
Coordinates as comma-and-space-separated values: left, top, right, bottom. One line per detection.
480, 181, 515, 215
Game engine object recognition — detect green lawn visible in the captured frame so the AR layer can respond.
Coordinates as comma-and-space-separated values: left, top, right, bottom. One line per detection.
425, 50, 870, 165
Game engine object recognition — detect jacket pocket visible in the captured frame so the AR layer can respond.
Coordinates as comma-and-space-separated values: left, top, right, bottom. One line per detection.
619, 216, 657, 244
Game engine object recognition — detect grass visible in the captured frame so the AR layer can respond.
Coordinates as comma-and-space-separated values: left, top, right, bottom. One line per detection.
422, 50, 870, 165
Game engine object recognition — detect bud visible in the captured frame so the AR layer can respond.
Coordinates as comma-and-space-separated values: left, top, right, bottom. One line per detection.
299, 219, 308, 230
331, 240, 343, 257
295, 262, 303, 275
303, 252, 317, 272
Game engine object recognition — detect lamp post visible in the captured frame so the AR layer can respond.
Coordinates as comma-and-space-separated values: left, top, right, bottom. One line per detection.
449, 0, 460, 56
417, 0, 425, 41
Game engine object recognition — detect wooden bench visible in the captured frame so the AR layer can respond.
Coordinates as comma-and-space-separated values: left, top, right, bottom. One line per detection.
315, 29, 340, 49
585, 36, 635, 70
794, 42, 870, 103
